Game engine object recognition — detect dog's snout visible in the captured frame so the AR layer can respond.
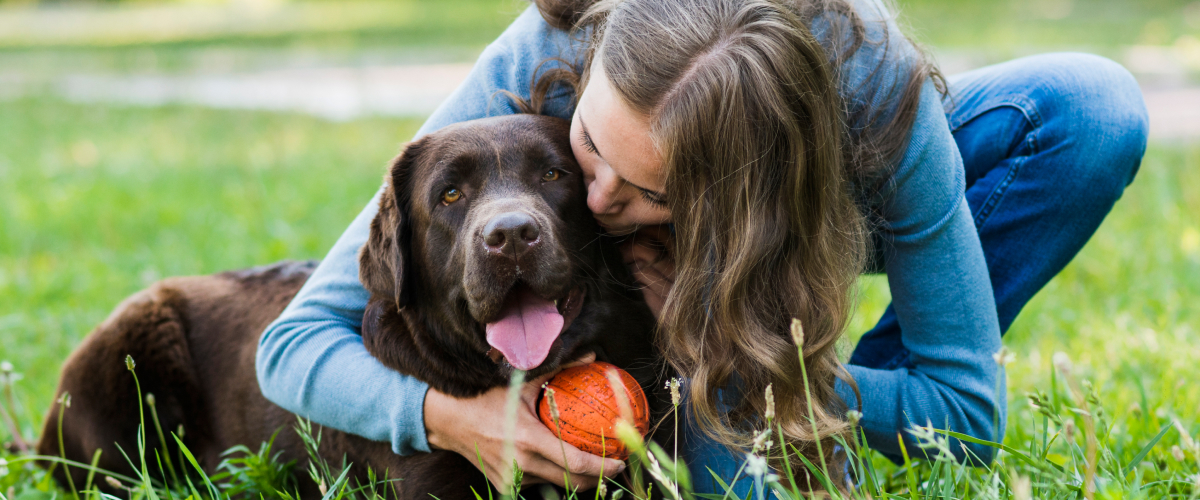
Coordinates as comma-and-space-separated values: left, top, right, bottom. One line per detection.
483, 212, 541, 257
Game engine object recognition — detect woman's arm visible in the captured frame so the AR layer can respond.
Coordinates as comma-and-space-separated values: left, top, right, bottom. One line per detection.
826, 0, 1005, 464
255, 6, 619, 485
835, 81, 1004, 465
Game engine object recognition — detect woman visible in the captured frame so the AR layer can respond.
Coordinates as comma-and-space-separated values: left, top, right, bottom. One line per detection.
256, 0, 1148, 492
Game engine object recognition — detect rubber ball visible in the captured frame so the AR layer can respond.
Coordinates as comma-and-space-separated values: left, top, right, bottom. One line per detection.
537, 362, 649, 460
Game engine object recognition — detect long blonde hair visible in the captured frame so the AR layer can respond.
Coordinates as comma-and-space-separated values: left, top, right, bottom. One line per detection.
533, 0, 941, 473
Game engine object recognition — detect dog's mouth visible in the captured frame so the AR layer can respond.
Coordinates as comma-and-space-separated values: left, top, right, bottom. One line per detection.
484, 284, 585, 371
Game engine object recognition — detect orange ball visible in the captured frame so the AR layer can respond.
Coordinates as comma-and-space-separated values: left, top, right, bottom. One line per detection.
538, 362, 649, 460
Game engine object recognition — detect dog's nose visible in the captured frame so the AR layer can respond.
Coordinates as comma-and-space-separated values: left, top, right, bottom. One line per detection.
483, 212, 541, 257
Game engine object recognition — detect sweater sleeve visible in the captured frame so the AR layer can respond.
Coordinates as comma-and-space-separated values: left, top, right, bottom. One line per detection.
830, 0, 1005, 464
255, 6, 582, 456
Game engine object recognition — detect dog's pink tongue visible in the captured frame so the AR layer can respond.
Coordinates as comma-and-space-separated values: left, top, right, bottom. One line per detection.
485, 288, 564, 371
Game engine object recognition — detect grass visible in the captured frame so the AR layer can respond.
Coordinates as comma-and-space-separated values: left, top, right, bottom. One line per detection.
1, 0, 1199, 496
897, 0, 1200, 53
0, 0, 526, 83
0, 0, 527, 50
1, 96, 1197, 499
0, 98, 424, 414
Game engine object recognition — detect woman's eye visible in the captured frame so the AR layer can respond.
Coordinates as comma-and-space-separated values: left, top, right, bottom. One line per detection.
441, 188, 463, 205
542, 169, 562, 182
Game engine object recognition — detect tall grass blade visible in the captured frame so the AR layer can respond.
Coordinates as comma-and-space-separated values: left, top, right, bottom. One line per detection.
173, 435, 221, 499
930, 429, 1066, 473
84, 448, 103, 499
7, 455, 142, 486
896, 435, 918, 500
55, 393, 80, 500
145, 395, 180, 487
1121, 423, 1172, 476
501, 369, 526, 498
791, 446, 836, 495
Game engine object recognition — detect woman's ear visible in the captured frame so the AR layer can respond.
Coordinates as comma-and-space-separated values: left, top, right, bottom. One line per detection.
358, 139, 427, 309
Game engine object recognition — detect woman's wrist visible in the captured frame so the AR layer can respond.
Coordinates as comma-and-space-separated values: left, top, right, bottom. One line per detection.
422, 388, 453, 452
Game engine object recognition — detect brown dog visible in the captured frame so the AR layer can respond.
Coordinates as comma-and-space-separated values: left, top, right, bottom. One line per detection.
38, 114, 665, 498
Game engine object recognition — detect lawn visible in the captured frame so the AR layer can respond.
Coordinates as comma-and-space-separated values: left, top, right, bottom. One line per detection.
1, 0, 1198, 498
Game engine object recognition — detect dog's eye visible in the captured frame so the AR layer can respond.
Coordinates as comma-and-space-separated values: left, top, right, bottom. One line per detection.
441, 188, 463, 205
542, 169, 562, 182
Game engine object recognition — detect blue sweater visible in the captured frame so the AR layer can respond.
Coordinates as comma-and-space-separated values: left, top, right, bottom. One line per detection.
256, 0, 1004, 463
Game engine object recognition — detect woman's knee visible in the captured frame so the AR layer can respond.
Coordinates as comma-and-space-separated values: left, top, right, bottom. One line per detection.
1027, 53, 1149, 196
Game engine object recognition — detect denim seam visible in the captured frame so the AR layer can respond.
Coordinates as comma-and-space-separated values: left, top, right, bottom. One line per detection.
973, 155, 1023, 229
948, 94, 1043, 132
950, 97, 1042, 229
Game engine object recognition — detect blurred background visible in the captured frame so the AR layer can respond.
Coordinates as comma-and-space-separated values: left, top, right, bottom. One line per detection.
0, 0, 1197, 463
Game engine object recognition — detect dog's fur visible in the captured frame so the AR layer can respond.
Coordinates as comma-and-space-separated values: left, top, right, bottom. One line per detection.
38, 114, 664, 498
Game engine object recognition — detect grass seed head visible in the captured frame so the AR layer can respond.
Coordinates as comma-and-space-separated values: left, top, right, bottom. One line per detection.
0, 361, 11, 374
177, 424, 185, 438
509, 458, 524, 492
790, 318, 805, 347
993, 346, 1016, 366
105, 476, 123, 490
545, 387, 560, 422
1012, 475, 1031, 500
744, 453, 769, 478
1052, 352, 1072, 376
668, 377, 681, 407
145, 393, 156, 407
764, 383, 775, 421
1063, 419, 1077, 441
1173, 445, 1187, 461
847, 410, 863, 426
611, 489, 624, 500
1174, 420, 1196, 450
751, 429, 772, 454
597, 480, 607, 498
124, 355, 135, 371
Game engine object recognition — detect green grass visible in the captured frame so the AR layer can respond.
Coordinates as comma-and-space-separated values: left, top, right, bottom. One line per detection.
0, 96, 1197, 498
0, 0, 527, 78
897, 0, 1200, 53
0, 98, 423, 419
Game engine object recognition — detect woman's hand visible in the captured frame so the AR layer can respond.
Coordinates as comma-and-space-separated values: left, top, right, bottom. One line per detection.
620, 225, 676, 320
422, 353, 625, 489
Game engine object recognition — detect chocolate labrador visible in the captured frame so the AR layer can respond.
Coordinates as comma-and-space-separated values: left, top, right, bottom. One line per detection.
38, 114, 665, 498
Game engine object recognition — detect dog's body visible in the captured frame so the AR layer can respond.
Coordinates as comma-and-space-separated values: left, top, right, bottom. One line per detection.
40, 115, 665, 498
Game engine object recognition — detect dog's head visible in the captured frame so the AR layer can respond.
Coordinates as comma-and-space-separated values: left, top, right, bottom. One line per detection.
359, 114, 627, 392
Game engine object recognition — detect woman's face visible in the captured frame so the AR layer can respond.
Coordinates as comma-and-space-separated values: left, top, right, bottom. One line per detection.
569, 62, 671, 236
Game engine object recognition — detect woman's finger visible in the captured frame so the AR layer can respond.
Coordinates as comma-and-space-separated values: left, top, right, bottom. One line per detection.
503, 421, 613, 487
562, 351, 597, 368
627, 240, 663, 266
633, 261, 673, 294
518, 454, 603, 489
527, 425, 626, 479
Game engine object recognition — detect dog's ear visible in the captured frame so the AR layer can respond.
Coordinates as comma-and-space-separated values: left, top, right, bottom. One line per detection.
359, 138, 428, 309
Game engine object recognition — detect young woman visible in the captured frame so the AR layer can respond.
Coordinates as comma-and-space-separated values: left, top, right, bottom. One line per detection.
255, 0, 1148, 492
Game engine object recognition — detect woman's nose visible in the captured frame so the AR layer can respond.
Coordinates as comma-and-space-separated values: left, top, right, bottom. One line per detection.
587, 167, 624, 215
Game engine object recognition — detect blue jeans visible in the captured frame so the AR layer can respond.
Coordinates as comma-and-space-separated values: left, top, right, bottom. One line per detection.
686, 53, 1148, 495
